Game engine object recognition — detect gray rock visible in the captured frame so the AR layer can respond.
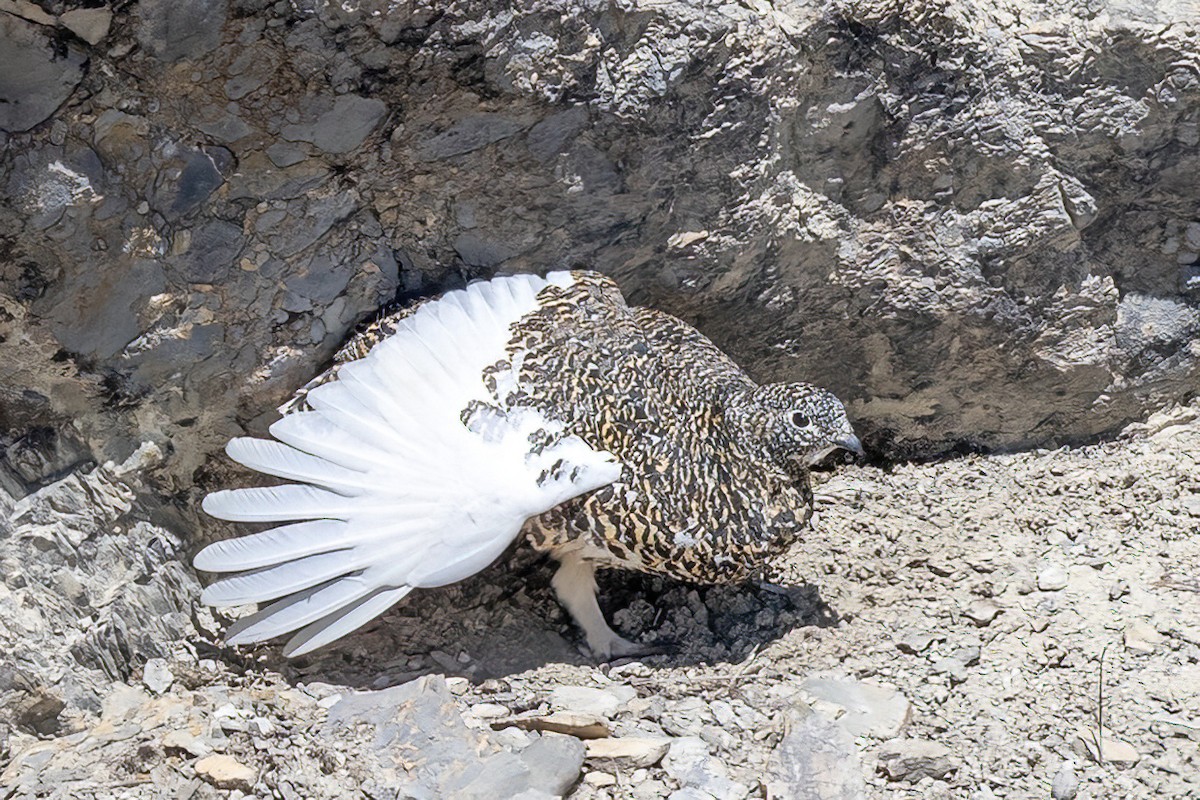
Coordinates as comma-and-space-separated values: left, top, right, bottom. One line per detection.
0, 15, 85, 132
141, 658, 173, 695
327, 676, 579, 799
137, 0, 227, 62
281, 95, 388, 154
174, 219, 245, 284
1051, 758, 1079, 800
526, 107, 590, 162
877, 739, 959, 782
194, 109, 253, 144
663, 737, 749, 800
417, 113, 528, 160
767, 710, 868, 800
801, 676, 912, 738
267, 142, 308, 168
518, 734, 585, 797
454, 231, 517, 268
0, 444, 199, 729
1038, 565, 1069, 592
60, 8, 112, 46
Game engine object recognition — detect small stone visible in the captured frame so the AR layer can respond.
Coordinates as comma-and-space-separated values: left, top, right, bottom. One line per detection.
877, 739, 959, 782
195, 754, 256, 790
1074, 728, 1140, 765
895, 631, 940, 654
549, 685, 637, 717
214, 703, 250, 732
1051, 758, 1078, 800
801, 676, 912, 738
1109, 580, 1130, 600
469, 702, 510, 720
585, 737, 670, 768
964, 600, 1002, 626
59, 8, 112, 45
1181, 494, 1200, 517
1124, 620, 1163, 653
930, 657, 969, 683
767, 710, 867, 800
518, 733, 585, 797
142, 658, 174, 694
1038, 565, 1069, 591
162, 729, 213, 758
952, 645, 981, 666
663, 737, 748, 799
249, 717, 275, 736
585, 771, 617, 786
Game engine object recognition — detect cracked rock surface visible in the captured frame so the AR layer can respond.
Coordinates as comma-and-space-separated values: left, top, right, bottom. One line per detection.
2, 1, 1200, 799
3, 0, 1200, 474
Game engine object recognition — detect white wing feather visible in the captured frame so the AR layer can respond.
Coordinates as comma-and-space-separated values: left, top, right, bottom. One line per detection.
196, 272, 621, 656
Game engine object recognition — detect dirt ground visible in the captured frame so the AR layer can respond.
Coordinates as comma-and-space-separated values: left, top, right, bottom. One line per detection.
3, 402, 1198, 799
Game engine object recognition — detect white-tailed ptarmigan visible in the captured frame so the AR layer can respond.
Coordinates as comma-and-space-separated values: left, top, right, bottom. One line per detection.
196, 271, 862, 658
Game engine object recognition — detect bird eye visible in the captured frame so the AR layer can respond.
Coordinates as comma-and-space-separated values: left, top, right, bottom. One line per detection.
790, 411, 810, 427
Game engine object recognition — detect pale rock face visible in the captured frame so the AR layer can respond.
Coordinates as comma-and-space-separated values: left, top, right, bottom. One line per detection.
1, 0, 1198, 491
0, 2, 1199, 793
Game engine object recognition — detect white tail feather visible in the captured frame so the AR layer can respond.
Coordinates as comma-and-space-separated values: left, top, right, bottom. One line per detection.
197, 272, 622, 654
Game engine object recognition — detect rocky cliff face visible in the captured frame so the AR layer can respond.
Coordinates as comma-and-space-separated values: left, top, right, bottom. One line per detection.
1, 1, 1199, 791
3, 0, 1199, 489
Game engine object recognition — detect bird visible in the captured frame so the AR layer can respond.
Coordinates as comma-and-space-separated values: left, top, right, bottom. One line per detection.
195, 270, 862, 659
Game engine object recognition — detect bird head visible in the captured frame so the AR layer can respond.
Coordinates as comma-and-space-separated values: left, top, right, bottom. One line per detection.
738, 383, 863, 467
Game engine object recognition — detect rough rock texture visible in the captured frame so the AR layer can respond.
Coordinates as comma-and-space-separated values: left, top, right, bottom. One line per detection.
2, 0, 1200, 493
3, 401, 1197, 799
2, 2, 1200, 799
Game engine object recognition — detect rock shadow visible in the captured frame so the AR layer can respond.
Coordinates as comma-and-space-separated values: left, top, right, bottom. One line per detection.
204, 545, 840, 692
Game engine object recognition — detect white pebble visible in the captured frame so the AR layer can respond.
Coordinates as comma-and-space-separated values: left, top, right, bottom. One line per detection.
1037, 565, 1068, 591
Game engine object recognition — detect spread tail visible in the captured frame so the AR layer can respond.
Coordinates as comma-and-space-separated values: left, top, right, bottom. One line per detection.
196, 273, 621, 656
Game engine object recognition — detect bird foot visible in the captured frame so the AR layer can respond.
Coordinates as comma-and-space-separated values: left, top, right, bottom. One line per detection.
588, 633, 665, 661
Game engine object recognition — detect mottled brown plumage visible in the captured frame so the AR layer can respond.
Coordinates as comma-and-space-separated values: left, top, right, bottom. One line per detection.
198, 271, 859, 658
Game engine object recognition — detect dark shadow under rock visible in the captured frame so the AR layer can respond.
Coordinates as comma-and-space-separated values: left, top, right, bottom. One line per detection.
205, 544, 839, 691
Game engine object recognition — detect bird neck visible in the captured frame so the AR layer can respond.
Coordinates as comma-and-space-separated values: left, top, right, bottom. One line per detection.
723, 386, 773, 456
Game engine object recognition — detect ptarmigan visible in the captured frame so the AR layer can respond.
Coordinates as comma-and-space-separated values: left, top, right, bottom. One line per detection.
196, 271, 862, 658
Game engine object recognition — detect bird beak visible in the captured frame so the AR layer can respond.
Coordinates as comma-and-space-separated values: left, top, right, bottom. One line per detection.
836, 434, 865, 457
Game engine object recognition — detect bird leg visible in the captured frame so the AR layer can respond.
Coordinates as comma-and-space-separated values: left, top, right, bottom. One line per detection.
551, 553, 647, 660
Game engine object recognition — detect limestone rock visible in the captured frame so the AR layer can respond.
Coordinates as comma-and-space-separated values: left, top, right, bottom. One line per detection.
877, 739, 959, 782
1038, 565, 1069, 592
800, 676, 912, 739
194, 754, 256, 790
767, 710, 868, 800
325, 676, 580, 798
1124, 620, 1164, 653
59, 8, 112, 45
1074, 728, 1141, 765
0, 14, 85, 132
585, 737, 671, 769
